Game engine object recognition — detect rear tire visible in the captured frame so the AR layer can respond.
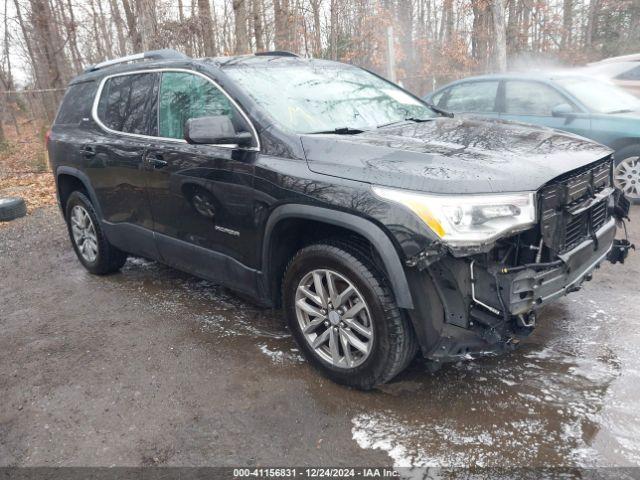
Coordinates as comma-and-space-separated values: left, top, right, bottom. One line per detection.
613, 145, 640, 204
282, 242, 417, 390
65, 191, 127, 274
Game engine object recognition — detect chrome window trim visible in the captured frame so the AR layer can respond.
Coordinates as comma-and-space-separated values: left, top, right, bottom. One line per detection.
91, 67, 261, 151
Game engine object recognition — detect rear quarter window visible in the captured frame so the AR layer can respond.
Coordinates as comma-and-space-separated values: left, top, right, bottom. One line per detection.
96, 72, 158, 135
55, 81, 97, 125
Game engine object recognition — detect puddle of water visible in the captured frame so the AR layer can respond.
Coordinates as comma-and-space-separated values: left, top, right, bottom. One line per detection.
351, 295, 640, 467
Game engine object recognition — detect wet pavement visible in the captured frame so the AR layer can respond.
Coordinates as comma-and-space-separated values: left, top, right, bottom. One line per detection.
1, 205, 639, 468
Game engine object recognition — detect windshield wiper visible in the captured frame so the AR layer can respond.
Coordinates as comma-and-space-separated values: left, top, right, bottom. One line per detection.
426, 102, 454, 118
308, 127, 365, 135
607, 109, 634, 114
377, 117, 434, 129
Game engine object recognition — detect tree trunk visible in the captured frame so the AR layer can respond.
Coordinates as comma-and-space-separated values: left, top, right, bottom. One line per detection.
562, 0, 573, 48
27, 0, 67, 119
109, 0, 128, 56
443, 0, 454, 43
585, 0, 599, 49
177, 0, 184, 21
329, 0, 338, 60
198, 0, 217, 56
520, 0, 530, 51
97, 0, 113, 58
121, 0, 142, 51
273, 0, 289, 50
506, 0, 518, 53
491, 0, 507, 72
252, 0, 265, 51
90, 0, 106, 61
310, 0, 322, 56
135, 0, 158, 50
233, 0, 249, 54
472, 0, 490, 68
397, 0, 413, 87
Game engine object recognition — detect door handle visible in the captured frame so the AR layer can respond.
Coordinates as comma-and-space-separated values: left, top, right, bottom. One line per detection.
143, 153, 168, 169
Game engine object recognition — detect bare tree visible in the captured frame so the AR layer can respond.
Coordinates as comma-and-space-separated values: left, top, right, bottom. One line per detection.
3, 0, 640, 134
121, 0, 143, 52
252, 0, 265, 51
562, 0, 573, 48
491, 0, 507, 72
198, 0, 217, 56
233, 0, 249, 54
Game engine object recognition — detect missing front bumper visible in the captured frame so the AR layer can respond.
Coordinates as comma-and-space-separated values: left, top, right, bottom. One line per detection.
406, 217, 624, 363
473, 217, 617, 316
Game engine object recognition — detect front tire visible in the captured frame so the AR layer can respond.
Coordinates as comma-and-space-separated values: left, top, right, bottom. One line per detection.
613, 145, 640, 204
65, 191, 127, 274
282, 242, 417, 390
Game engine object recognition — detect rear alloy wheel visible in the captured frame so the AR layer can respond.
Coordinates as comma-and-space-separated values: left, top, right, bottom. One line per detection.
65, 191, 127, 274
283, 242, 417, 390
70, 205, 99, 263
614, 155, 640, 201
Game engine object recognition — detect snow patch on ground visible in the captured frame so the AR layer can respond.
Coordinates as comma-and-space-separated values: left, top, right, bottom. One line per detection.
351, 409, 604, 468
258, 344, 304, 364
351, 413, 426, 467
124, 256, 157, 269
351, 412, 548, 468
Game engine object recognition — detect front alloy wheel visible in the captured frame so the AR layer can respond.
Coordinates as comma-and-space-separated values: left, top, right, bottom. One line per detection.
614, 156, 640, 200
295, 269, 374, 369
283, 242, 417, 389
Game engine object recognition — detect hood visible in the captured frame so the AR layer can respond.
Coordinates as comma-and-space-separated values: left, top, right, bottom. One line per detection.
301, 117, 612, 194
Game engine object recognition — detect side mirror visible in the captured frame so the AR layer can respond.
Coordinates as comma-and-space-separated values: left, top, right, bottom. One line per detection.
184, 116, 253, 147
551, 103, 574, 117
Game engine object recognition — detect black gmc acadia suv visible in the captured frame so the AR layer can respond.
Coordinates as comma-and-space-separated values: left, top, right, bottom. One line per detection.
48, 49, 632, 389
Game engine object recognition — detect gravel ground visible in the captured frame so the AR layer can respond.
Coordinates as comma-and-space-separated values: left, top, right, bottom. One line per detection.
1, 205, 639, 468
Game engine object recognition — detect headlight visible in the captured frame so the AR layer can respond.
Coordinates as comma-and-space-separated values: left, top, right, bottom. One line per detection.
372, 186, 537, 246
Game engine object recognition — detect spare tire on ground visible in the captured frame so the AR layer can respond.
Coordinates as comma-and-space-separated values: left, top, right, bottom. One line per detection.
0, 197, 27, 221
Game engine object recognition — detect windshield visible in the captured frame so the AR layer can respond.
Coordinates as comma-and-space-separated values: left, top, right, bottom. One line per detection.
555, 76, 640, 113
224, 64, 437, 134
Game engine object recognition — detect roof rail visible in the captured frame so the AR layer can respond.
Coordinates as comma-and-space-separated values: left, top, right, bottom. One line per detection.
84, 49, 189, 73
254, 51, 299, 58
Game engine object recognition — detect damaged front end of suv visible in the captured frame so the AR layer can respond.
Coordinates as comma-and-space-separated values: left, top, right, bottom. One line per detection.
375, 157, 633, 364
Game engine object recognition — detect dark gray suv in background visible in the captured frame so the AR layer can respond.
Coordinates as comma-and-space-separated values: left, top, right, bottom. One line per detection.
48, 50, 632, 389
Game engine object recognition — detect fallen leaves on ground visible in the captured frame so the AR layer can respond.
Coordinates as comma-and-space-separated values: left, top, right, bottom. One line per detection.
0, 120, 56, 226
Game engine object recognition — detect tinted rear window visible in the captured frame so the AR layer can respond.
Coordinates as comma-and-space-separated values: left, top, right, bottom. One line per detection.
96, 73, 158, 135
55, 82, 97, 125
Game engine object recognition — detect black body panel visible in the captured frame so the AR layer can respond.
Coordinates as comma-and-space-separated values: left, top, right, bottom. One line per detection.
301, 117, 612, 193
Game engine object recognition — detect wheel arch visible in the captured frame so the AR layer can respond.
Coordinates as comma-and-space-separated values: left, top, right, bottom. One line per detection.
262, 204, 414, 310
611, 138, 640, 156
55, 167, 103, 219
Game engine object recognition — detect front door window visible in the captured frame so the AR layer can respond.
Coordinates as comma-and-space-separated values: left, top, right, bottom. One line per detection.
158, 72, 236, 140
